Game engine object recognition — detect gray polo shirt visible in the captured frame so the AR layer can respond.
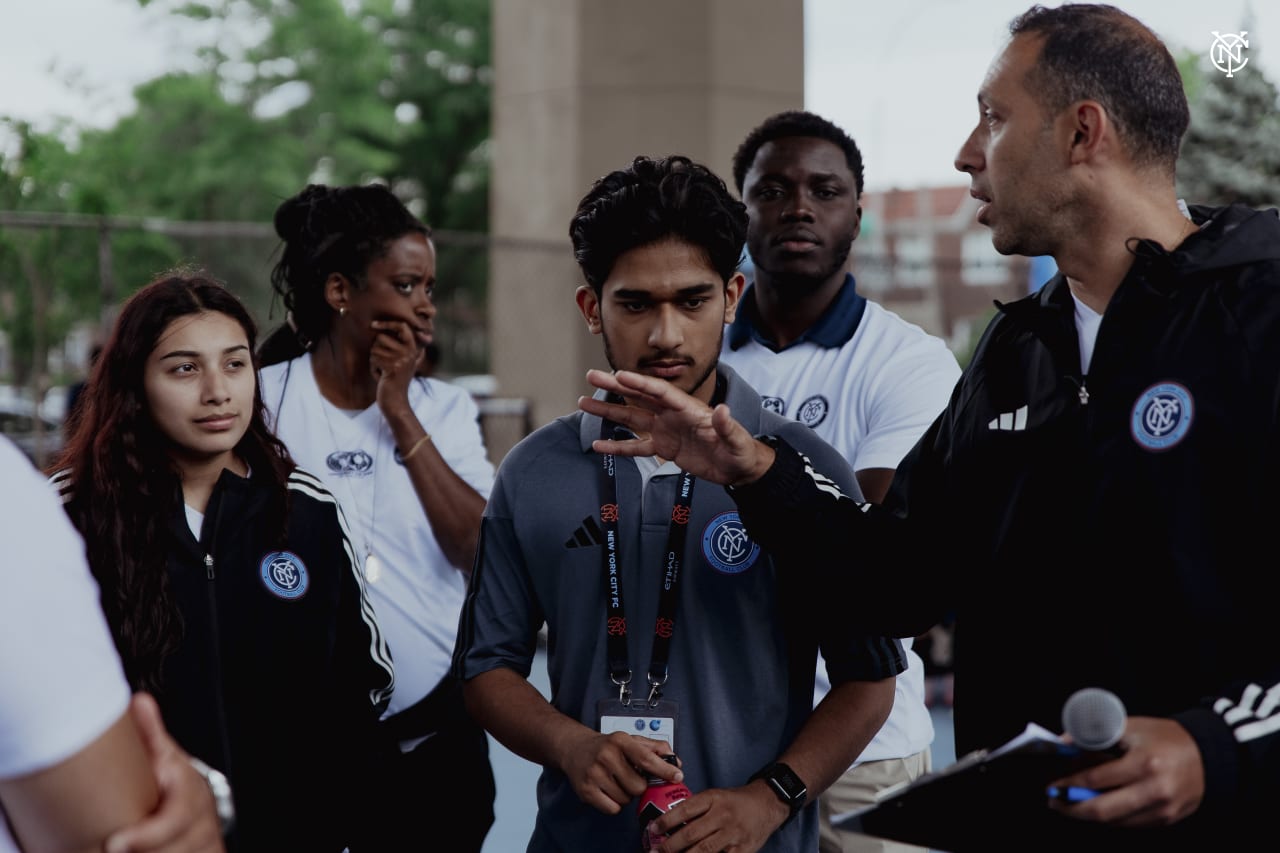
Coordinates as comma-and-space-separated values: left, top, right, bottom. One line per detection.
453, 364, 904, 853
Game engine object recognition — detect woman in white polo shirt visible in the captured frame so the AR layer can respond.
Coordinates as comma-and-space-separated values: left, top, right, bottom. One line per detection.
257, 183, 497, 852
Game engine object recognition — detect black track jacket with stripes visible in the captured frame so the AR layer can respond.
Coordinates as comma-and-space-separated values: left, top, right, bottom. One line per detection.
53, 466, 396, 852
729, 203, 1280, 848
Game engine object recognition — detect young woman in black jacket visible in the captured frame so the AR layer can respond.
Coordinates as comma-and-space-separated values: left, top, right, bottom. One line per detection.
49, 271, 396, 852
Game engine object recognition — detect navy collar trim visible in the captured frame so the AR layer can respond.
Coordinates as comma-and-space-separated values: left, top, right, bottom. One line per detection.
727, 273, 868, 352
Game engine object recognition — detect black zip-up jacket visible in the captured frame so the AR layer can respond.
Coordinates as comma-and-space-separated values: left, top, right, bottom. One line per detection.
55, 466, 397, 852
730, 204, 1280, 847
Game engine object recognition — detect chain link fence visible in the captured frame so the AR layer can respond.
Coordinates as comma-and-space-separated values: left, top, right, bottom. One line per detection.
0, 210, 536, 469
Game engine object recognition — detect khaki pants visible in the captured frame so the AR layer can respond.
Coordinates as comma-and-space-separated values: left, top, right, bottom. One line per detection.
818, 750, 932, 853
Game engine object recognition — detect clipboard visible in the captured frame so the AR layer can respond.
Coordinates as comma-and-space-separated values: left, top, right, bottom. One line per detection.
833, 723, 1117, 851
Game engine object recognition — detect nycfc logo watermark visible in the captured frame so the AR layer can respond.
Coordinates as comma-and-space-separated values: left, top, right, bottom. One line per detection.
1130, 382, 1194, 451
326, 449, 374, 476
701, 511, 760, 574
795, 394, 829, 428
1210, 31, 1249, 77
761, 396, 785, 415
259, 551, 310, 600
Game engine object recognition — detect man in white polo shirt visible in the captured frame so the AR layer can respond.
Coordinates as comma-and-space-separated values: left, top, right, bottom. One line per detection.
0, 436, 225, 852
721, 110, 961, 853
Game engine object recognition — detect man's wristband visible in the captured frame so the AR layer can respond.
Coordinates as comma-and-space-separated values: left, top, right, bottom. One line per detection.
188, 756, 235, 835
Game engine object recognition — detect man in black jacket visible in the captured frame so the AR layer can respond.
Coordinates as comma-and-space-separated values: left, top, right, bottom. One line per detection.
578, 3, 1280, 849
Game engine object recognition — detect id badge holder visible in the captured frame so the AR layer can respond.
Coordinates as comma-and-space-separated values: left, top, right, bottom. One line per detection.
597, 697, 679, 752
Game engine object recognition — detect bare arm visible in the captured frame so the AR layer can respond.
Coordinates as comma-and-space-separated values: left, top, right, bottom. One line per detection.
104, 693, 226, 853
1, 709, 158, 852
462, 668, 681, 815
371, 320, 487, 571
855, 467, 896, 504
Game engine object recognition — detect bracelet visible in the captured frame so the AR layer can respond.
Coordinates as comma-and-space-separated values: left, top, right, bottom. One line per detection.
400, 433, 432, 461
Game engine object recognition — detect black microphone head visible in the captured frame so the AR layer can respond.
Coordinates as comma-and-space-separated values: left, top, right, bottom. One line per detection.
1062, 687, 1126, 751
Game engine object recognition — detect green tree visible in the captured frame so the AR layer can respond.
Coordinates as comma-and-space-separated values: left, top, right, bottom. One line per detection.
0, 121, 105, 387
142, 0, 492, 231
1177, 50, 1280, 208
140, 0, 494, 372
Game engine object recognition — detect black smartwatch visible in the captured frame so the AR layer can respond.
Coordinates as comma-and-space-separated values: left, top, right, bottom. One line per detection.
750, 761, 808, 822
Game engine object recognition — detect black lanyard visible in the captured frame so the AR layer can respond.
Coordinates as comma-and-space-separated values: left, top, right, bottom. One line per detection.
597, 419, 696, 708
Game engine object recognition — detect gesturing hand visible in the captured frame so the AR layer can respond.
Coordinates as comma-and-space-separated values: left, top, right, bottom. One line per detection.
579, 370, 774, 486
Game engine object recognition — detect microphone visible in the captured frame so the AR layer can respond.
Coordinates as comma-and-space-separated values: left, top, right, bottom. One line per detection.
1061, 687, 1127, 751
1048, 688, 1127, 803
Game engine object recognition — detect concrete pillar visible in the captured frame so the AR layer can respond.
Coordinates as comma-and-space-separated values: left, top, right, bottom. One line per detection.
488, 0, 803, 440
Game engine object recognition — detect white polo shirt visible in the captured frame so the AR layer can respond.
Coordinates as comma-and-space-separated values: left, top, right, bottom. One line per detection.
260, 354, 495, 717
720, 274, 961, 764
0, 438, 132, 850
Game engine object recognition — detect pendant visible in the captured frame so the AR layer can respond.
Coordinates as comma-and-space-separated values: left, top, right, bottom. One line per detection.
364, 552, 384, 583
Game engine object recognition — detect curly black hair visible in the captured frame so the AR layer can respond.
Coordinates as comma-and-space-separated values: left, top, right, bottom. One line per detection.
569, 155, 747, 293
259, 183, 430, 365
1010, 4, 1188, 175
731, 110, 865, 197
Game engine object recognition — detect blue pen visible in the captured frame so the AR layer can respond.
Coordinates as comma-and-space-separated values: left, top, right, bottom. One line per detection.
1047, 785, 1099, 803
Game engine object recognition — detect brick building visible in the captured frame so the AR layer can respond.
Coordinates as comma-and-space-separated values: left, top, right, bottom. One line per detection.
851, 185, 1048, 359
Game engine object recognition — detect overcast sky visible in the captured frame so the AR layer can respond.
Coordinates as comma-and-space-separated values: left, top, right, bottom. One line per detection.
0, 0, 1275, 192
807, 0, 1277, 190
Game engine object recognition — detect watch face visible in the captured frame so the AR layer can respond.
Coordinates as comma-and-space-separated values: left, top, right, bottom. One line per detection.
768, 764, 807, 804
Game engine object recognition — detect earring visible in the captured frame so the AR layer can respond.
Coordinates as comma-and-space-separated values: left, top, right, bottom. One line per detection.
338, 307, 347, 317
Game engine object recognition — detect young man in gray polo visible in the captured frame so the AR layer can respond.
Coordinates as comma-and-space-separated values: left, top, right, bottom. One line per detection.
453, 154, 904, 852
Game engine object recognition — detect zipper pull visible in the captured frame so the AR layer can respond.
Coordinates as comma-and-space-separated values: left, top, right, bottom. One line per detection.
205, 554, 215, 580
1078, 380, 1089, 406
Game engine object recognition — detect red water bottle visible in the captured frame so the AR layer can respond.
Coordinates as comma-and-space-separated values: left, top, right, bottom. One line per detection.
639, 753, 691, 851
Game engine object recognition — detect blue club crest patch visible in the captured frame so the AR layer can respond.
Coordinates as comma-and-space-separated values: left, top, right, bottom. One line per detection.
260, 551, 310, 599
795, 395, 829, 428
701, 512, 761, 574
1130, 382, 1193, 451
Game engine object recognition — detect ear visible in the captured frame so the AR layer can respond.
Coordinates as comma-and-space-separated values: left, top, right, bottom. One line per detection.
324, 272, 350, 315
722, 271, 746, 324
576, 285, 603, 335
1066, 100, 1110, 166
851, 204, 863, 242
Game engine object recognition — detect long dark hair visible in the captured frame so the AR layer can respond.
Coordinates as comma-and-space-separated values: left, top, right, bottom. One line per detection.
258, 183, 431, 366
50, 271, 295, 691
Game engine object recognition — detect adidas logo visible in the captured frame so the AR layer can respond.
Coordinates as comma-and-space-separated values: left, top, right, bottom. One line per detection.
987, 404, 1028, 431
565, 516, 605, 549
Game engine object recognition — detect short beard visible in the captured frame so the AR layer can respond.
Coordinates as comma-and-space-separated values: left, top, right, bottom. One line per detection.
601, 323, 723, 402
753, 236, 853, 302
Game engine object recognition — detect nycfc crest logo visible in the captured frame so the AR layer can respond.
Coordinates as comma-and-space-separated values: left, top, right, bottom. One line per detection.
761, 396, 785, 415
701, 512, 760, 574
1210, 31, 1249, 77
259, 551, 310, 600
795, 395, 829, 428
1131, 382, 1194, 451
